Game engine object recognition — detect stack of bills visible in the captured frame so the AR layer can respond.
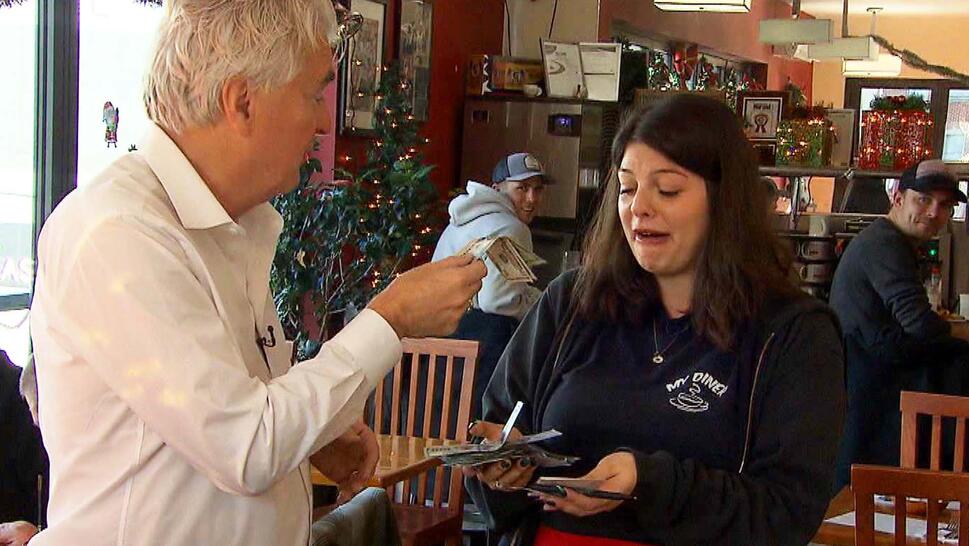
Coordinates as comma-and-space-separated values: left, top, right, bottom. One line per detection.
456, 236, 545, 283
425, 400, 577, 468
425, 430, 578, 468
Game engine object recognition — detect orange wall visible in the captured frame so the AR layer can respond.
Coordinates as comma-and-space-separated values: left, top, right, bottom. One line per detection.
812, 13, 969, 108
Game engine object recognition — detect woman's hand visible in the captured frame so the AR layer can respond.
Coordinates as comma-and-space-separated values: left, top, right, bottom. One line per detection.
461, 420, 537, 491
536, 451, 638, 517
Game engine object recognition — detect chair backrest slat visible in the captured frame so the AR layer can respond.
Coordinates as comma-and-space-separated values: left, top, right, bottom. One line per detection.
390, 354, 405, 435
955, 418, 966, 472
893, 498, 906, 546
407, 354, 420, 437
899, 391, 969, 472
380, 338, 478, 512
852, 464, 969, 546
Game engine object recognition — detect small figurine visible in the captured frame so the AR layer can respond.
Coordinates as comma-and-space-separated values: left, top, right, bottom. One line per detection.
103, 101, 119, 148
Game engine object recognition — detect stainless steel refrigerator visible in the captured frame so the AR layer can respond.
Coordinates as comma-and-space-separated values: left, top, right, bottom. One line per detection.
459, 96, 620, 287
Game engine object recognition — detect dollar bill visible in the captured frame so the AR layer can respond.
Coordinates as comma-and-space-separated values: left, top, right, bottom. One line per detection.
456, 236, 538, 283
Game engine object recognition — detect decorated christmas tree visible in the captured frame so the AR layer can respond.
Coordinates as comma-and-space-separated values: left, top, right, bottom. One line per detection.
348, 62, 438, 297
271, 62, 437, 359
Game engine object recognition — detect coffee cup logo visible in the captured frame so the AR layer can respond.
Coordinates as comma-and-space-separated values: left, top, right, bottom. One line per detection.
670, 383, 709, 413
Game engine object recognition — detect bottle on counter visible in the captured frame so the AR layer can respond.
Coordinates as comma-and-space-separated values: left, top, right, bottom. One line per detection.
926, 267, 942, 311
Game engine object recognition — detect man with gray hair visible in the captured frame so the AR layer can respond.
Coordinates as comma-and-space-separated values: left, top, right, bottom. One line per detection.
26, 1, 485, 545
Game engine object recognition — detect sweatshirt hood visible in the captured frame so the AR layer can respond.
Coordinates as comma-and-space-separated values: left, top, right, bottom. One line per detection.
448, 181, 518, 226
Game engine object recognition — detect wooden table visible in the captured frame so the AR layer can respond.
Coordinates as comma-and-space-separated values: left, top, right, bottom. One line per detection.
311, 434, 458, 488
812, 487, 958, 545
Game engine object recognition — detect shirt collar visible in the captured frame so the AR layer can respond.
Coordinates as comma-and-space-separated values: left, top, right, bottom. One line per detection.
140, 123, 235, 230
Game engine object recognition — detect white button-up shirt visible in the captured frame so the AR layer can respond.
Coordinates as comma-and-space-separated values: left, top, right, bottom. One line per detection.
28, 124, 402, 546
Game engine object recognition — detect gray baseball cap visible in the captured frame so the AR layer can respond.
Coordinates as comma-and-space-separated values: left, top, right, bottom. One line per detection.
492, 153, 546, 184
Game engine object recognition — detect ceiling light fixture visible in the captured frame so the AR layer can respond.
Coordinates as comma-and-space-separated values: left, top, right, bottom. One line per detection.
653, 0, 751, 13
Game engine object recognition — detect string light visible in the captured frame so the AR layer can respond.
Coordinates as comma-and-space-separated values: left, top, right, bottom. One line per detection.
859, 98, 932, 170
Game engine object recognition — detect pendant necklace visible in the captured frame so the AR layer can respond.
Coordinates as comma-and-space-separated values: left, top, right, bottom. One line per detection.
651, 318, 689, 364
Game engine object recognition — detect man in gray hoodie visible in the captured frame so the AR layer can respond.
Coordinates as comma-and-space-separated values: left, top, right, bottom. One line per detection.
432, 152, 548, 417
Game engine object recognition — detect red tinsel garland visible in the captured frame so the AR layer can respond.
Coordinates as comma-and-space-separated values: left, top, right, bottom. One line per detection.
859, 110, 933, 170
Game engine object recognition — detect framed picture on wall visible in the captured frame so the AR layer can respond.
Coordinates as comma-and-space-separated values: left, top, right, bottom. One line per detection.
399, 0, 433, 122
752, 141, 777, 167
738, 91, 787, 141
338, 0, 387, 134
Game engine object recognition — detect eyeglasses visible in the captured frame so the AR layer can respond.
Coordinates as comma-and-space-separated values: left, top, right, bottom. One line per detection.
331, 3, 363, 66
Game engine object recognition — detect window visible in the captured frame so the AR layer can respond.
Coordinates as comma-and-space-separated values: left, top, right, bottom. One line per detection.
943, 89, 969, 163
0, 0, 38, 367
77, 0, 165, 186
846, 79, 968, 166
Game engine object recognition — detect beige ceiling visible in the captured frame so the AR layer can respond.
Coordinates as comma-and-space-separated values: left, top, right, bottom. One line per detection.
798, 0, 969, 16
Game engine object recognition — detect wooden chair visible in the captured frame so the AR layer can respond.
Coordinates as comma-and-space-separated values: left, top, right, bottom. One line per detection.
851, 464, 969, 546
900, 391, 969, 472
371, 338, 479, 546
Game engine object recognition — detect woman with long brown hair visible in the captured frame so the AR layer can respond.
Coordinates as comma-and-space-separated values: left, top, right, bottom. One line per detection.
464, 94, 845, 545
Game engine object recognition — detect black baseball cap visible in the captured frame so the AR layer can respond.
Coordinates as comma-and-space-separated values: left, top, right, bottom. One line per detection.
899, 159, 967, 203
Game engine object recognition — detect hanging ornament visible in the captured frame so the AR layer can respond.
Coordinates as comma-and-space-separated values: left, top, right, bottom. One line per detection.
103, 101, 120, 148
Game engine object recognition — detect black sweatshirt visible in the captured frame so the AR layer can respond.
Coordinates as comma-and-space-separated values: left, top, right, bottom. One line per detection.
830, 217, 952, 366
829, 217, 969, 487
466, 271, 845, 546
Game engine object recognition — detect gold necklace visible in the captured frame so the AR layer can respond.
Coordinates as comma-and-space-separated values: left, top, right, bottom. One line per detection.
651, 318, 689, 364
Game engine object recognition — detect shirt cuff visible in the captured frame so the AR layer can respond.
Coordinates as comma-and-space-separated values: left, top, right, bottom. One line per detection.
328, 308, 403, 388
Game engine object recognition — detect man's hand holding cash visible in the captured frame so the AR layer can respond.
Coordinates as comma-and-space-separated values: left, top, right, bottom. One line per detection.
456, 236, 544, 283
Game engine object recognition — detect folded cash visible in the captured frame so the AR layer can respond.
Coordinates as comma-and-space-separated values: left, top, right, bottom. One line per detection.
435, 443, 579, 468
455, 236, 543, 283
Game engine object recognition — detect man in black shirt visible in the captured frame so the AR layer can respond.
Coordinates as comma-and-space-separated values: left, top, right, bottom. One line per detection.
0, 349, 47, 545
831, 159, 969, 488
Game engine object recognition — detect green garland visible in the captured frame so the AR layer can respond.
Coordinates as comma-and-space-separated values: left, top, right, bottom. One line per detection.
869, 94, 929, 112
870, 35, 969, 86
